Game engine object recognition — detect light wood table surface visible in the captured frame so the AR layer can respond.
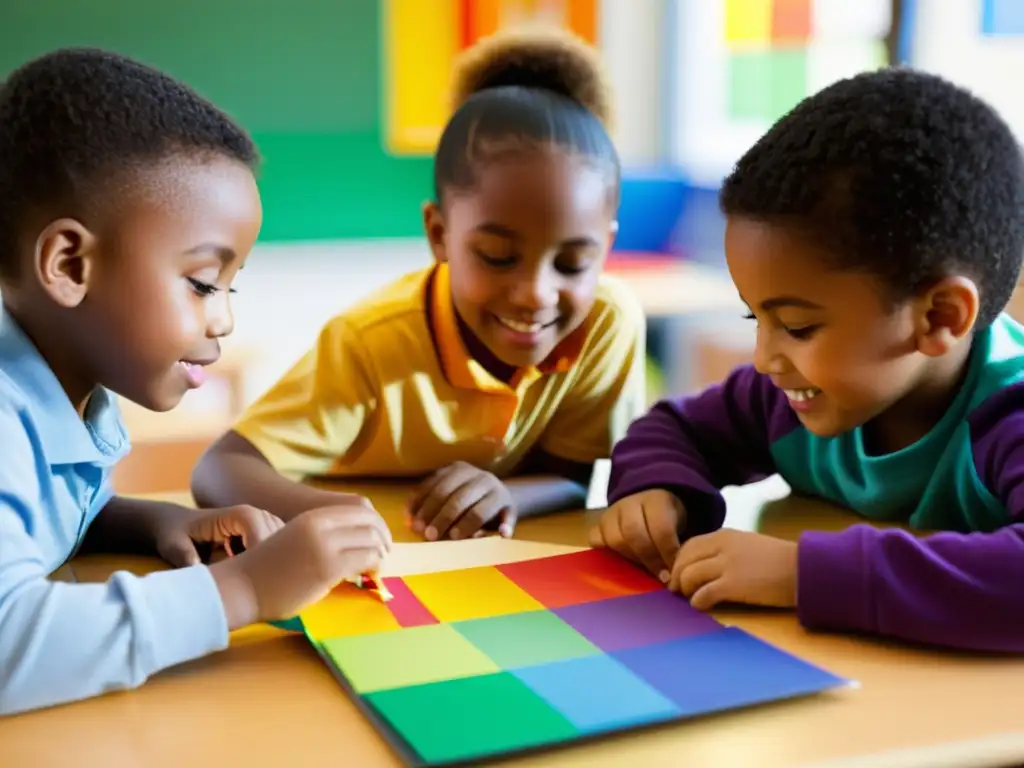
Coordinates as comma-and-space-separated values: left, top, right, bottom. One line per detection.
3, 477, 1024, 768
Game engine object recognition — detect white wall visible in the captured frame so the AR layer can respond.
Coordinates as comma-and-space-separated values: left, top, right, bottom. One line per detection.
221, 241, 430, 404
911, 0, 1024, 141
599, 0, 668, 166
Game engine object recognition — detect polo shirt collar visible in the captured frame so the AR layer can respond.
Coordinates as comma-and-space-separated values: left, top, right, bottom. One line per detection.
0, 309, 128, 466
429, 263, 585, 393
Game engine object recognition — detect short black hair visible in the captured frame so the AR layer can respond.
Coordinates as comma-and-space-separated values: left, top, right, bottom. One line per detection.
719, 67, 1024, 328
434, 27, 620, 206
0, 47, 258, 278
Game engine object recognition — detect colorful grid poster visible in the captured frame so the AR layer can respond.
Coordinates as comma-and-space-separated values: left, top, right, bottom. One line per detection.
383, 0, 599, 156
670, 0, 892, 186
298, 549, 852, 766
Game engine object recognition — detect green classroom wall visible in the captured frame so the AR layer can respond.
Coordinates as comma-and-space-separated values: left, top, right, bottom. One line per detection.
2, 0, 433, 242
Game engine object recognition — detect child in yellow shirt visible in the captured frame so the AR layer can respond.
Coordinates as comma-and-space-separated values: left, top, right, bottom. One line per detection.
192, 27, 646, 541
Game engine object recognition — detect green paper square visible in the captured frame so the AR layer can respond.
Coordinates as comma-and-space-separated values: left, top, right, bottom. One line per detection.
453, 610, 600, 669
321, 624, 499, 694
366, 672, 579, 763
769, 49, 808, 118
728, 49, 808, 122
727, 51, 772, 120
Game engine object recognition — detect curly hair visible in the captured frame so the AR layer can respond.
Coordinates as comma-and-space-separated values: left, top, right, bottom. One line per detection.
434, 25, 619, 205
719, 67, 1024, 327
0, 47, 258, 278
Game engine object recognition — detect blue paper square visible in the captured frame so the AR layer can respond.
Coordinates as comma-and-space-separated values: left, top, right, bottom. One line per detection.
613, 626, 849, 716
982, 0, 1024, 35
513, 654, 680, 733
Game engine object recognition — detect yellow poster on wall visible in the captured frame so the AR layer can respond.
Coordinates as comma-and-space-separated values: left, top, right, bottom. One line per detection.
382, 0, 460, 156
383, 0, 599, 156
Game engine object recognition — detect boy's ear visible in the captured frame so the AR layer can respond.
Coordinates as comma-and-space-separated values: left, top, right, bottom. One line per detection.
914, 276, 979, 357
422, 201, 448, 264
34, 218, 98, 308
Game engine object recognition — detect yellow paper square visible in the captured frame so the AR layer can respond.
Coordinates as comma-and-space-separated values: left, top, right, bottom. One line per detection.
725, 0, 773, 47
403, 566, 544, 622
300, 583, 401, 641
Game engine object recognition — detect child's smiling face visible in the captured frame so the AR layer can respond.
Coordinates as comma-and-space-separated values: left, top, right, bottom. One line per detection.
725, 216, 977, 451
11, 155, 263, 412
424, 147, 617, 377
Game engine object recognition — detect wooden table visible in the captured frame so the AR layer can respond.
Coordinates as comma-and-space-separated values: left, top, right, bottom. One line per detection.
4, 478, 1024, 768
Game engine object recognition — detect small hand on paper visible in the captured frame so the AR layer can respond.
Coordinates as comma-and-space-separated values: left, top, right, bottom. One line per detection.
669, 529, 797, 611
406, 461, 517, 541
588, 489, 685, 583
588, 492, 798, 612
210, 498, 393, 629
152, 504, 285, 567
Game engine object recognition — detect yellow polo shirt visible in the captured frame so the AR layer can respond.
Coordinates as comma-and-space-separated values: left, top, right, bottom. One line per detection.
232, 263, 646, 482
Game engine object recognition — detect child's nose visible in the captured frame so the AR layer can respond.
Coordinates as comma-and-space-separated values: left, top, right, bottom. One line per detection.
512, 275, 558, 311
206, 298, 235, 339
753, 331, 788, 376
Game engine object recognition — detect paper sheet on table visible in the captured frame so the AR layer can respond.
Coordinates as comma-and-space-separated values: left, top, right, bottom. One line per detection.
377, 537, 584, 578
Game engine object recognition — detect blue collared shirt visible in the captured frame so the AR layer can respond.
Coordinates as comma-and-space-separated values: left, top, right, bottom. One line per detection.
0, 310, 229, 716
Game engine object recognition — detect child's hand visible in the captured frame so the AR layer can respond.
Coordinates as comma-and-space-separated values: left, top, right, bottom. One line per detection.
669, 529, 797, 611
211, 500, 393, 627
588, 489, 685, 583
154, 505, 285, 567
406, 462, 517, 540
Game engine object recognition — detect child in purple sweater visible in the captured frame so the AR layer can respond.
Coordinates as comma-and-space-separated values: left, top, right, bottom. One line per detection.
592, 68, 1024, 652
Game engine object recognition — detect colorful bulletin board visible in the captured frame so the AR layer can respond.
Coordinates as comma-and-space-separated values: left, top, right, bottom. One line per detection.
982, 0, 1024, 35
298, 549, 852, 766
383, 0, 599, 155
670, 0, 893, 187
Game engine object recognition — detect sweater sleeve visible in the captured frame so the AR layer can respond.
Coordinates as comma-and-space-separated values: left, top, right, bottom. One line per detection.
797, 384, 1024, 652
608, 365, 798, 537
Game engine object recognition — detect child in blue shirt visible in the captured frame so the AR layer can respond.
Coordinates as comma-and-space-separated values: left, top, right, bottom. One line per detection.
592, 68, 1024, 652
0, 49, 391, 716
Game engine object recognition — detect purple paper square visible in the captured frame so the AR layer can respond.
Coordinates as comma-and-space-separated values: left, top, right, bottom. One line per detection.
552, 589, 723, 652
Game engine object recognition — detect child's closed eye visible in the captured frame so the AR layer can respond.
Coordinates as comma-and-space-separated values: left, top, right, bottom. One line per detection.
742, 312, 819, 340
187, 277, 236, 297
473, 248, 516, 269
784, 324, 819, 341
188, 277, 218, 296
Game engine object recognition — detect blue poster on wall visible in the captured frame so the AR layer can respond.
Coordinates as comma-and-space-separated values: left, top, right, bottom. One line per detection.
982, 0, 1024, 35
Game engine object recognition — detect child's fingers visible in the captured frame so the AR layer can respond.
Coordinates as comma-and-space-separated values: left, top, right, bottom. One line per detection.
597, 508, 632, 558
618, 505, 665, 579
497, 506, 517, 538
644, 503, 682, 580
406, 466, 451, 519
672, 553, 721, 597
410, 470, 464, 534
447, 489, 502, 540
422, 476, 485, 541
160, 534, 202, 568
689, 577, 727, 612
225, 508, 279, 553
675, 531, 721, 572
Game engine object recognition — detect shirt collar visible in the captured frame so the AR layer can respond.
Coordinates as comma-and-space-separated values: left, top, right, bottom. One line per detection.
0, 309, 128, 467
428, 262, 585, 393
